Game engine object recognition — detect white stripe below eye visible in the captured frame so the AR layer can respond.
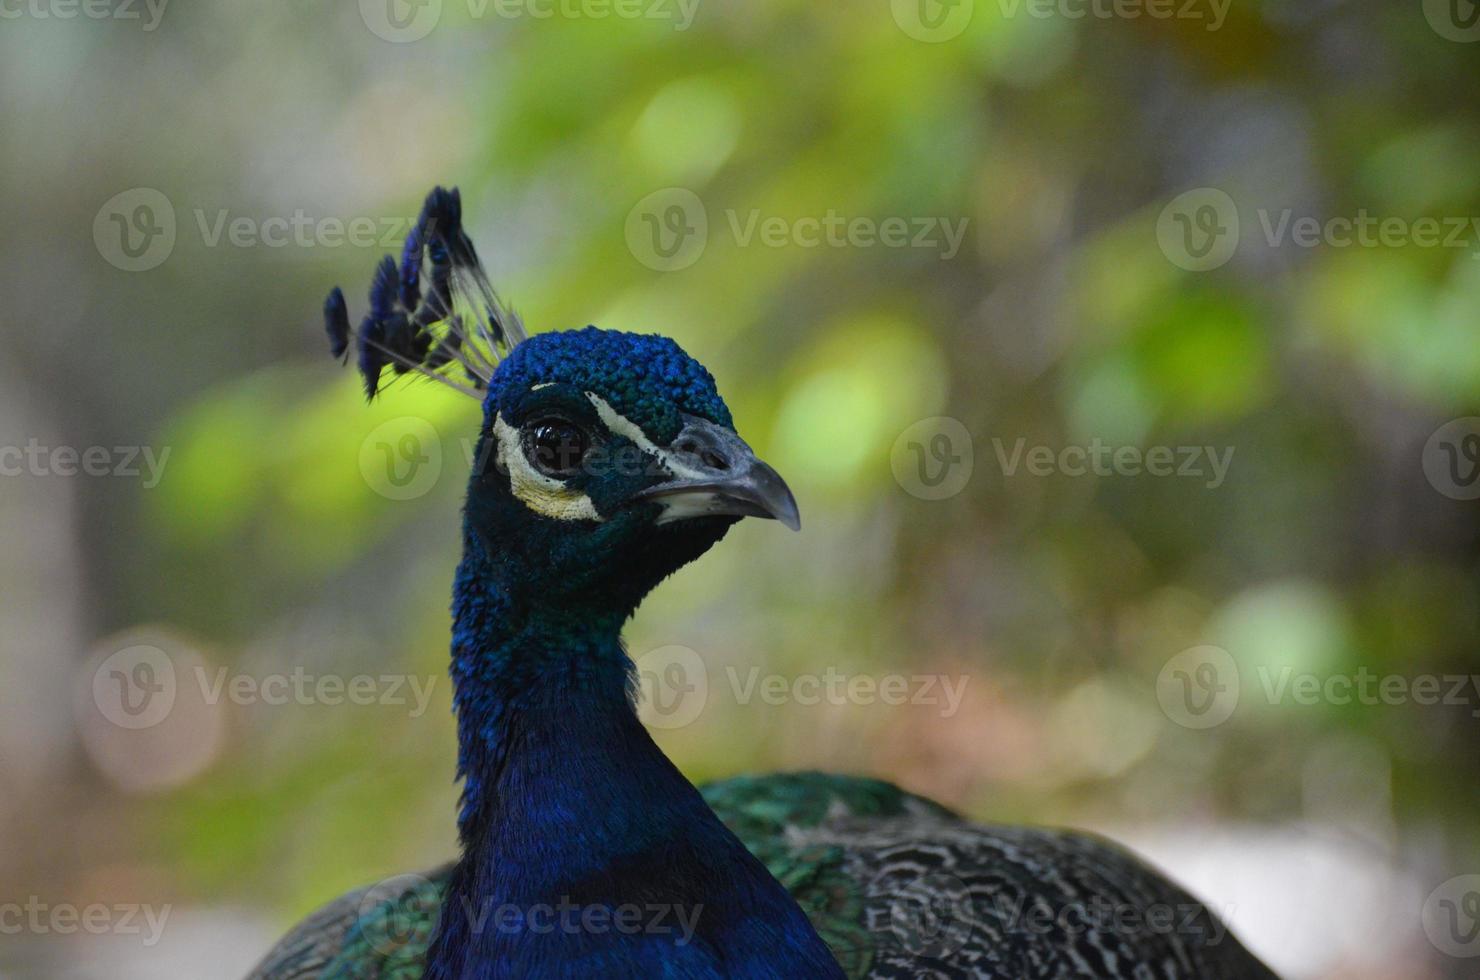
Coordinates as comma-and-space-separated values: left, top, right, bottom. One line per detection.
492, 414, 602, 522
584, 393, 708, 482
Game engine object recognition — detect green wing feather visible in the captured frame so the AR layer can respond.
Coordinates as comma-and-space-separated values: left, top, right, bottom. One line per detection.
700, 772, 953, 978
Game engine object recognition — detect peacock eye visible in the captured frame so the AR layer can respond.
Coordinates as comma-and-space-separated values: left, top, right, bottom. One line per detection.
523, 419, 590, 478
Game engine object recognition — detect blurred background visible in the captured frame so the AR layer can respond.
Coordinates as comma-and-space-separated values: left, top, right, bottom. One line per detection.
2, 1, 1479, 977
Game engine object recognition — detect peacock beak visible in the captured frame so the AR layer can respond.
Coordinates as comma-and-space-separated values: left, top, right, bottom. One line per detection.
634, 417, 801, 531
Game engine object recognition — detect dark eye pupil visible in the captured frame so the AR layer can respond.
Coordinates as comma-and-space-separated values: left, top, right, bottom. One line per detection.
529, 421, 588, 476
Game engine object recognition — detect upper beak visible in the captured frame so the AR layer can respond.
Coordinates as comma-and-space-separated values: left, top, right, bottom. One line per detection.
634, 416, 801, 531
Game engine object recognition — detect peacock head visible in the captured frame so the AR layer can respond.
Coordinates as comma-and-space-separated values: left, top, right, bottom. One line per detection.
325, 187, 798, 613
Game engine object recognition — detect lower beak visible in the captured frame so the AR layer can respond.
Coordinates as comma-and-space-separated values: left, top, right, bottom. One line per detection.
633, 418, 801, 531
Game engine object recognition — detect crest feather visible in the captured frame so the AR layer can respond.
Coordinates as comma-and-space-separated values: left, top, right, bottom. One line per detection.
322, 186, 523, 400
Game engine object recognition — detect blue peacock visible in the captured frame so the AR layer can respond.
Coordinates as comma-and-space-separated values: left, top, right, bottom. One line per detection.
248, 187, 1278, 980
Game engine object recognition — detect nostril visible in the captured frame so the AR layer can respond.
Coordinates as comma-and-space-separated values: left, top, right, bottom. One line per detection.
701, 450, 728, 470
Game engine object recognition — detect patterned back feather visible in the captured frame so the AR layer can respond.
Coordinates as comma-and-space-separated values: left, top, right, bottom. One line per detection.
248, 774, 1279, 980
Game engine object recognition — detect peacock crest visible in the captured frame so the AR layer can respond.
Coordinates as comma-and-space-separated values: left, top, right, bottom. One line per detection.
322, 186, 526, 401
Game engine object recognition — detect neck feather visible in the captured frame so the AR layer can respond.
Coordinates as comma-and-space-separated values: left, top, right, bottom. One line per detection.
425, 524, 843, 980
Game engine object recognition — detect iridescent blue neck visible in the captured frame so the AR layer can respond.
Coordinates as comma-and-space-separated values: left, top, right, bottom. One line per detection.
445, 528, 632, 834
424, 523, 845, 979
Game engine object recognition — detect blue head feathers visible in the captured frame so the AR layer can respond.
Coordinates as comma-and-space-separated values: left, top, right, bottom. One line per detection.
486, 328, 732, 443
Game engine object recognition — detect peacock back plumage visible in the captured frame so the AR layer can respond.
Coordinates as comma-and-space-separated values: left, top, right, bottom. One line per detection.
250, 772, 1275, 980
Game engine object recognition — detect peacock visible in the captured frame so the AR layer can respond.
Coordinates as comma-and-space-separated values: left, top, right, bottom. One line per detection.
248, 187, 1278, 980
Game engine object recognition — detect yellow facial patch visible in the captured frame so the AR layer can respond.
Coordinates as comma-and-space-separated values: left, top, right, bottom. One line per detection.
492, 414, 602, 522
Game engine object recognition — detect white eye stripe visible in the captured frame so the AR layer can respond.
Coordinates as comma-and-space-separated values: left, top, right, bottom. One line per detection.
584, 393, 708, 482
492, 414, 601, 522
